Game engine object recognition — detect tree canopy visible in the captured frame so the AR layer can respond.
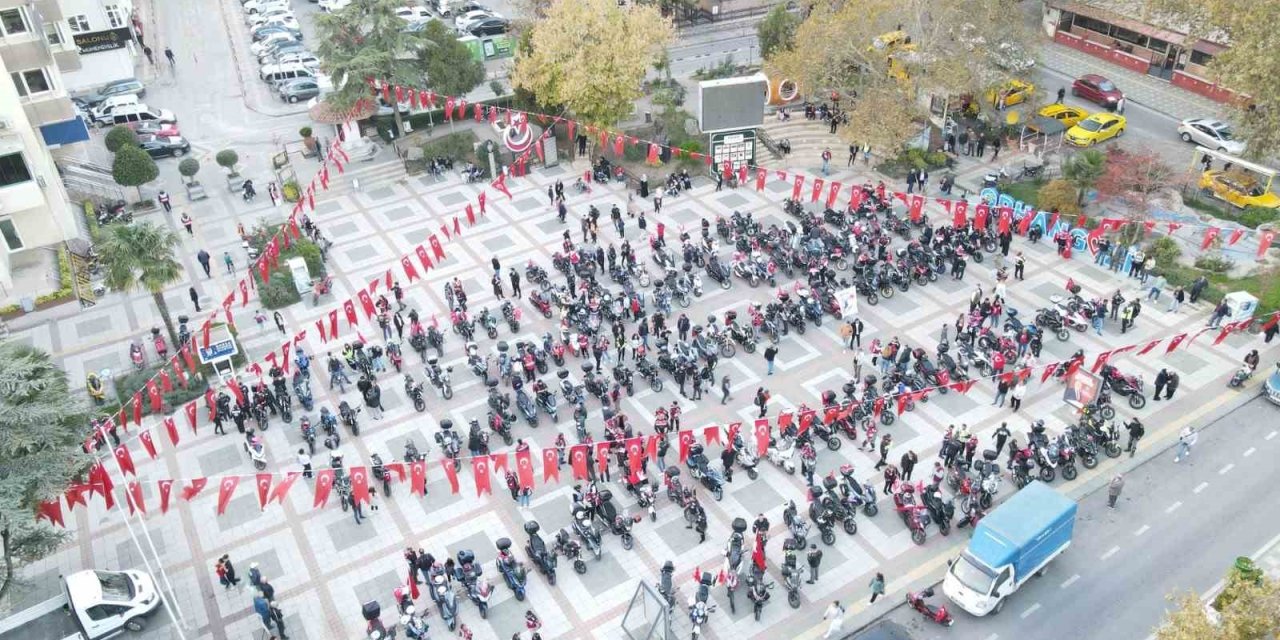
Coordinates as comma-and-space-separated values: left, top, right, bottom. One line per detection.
1155, 577, 1280, 640
0, 342, 92, 602
1146, 0, 1280, 160
414, 19, 485, 98
97, 222, 185, 346
111, 146, 158, 200
511, 0, 674, 127
104, 126, 138, 153
757, 5, 801, 61
766, 0, 1035, 150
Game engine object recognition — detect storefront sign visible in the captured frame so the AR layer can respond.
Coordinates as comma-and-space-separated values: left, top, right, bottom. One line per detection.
73, 27, 133, 54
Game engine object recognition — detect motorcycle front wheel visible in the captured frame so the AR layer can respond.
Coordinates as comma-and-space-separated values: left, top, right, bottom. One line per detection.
678, 294, 691, 309
911, 529, 926, 545
827, 436, 842, 451
788, 591, 801, 608
1062, 464, 1078, 481
821, 529, 836, 545
720, 342, 736, 358
747, 467, 758, 480
1081, 454, 1098, 469
414, 397, 426, 412
443, 386, 454, 400
651, 378, 664, 392
864, 502, 879, 517
622, 533, 634, 550
1105, 443, 1122, 458
574, 560, 587, 575
1056, 328, 1070, 342
1039, 467, 1055, 482
1128, 394, 1146, 409
866, 293, 878, 305
880, 412, 895, 426
487, 328, 499, 339
843, 518, 857, 535
720, 278, 732, 290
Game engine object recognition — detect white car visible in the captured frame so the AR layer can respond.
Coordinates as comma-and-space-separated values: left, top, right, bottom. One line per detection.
319, 0, 352, 11
243, 0, 290, 15
250, 31, 296, 56
263, 51, 319, 69
247, 7, 292, 26
454, 9, 496, 31
396, 6, 434, 22
1177, 118, 1245, 155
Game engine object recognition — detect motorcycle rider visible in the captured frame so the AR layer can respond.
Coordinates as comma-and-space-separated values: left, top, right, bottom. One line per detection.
1244, 349, 1260, 374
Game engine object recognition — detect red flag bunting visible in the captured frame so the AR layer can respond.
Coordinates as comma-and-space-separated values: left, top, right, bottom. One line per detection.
313, 469, 335, 508
216, 476, 239, 515
268, 472, 300, 505
543, 447, 560, 483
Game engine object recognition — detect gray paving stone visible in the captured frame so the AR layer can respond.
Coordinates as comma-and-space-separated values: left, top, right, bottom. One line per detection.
366, 187, 396, 201
1163, 349, 1208, 373
383, 206, 415, 222
928, 387, 979, 415
315, 201, 343, 215
331, 221, 360, 237
345, 244, 379, 263
733, 480, 783, 517
199, 443, 246, 477
532, 495, 573, 534
239, 547, 285, 584
578, 548, 628, 594
327, 511, 375, 550
440, 191, 469, 206
351, 568, 404, 610
717, 193, 748, 208
116, 532, 167, 569
75, 316, 115, 339
512, 197, 542, 213
217, 494, 263, 532
403, 227, 431, 244
482, 235, 516, 252
443, 532, 496, 567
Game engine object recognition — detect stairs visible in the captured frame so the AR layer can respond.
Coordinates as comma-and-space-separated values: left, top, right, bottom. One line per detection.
320, 153, 408, 197
65, 240, 98, 308
757, 118, 841, 173
58, 160, 128, 207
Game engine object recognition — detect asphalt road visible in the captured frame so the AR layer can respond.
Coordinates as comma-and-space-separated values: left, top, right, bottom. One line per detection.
882, 394, 1280, 640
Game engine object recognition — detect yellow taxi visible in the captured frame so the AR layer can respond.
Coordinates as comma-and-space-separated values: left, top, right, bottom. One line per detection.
1065, 113, 1126, 146
987, 80, 1034, 108
1037, 103, 1089, 128
1198, 170, 1280, 209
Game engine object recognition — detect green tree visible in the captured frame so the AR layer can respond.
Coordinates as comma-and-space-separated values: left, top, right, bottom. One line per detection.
416, 20, 485, 98
1155, 580, 1280, 640
1146, 0, 1280, 160
215, 149, 239, 174
1062, 149, 1107, 205
97, 222, 185, 347
758, 5, 801, 61
1037, 179, 1082, 216
111, 146, 159, 201
512, 0, 674, 127
314, 0, 432, 138
0, 342, 92, 602
104, 126, 138, 153
177, 158, 200, 184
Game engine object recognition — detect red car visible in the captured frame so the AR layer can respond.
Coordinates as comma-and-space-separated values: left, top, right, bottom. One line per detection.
1071, 74, 1124, 107
130, 121, 181, 138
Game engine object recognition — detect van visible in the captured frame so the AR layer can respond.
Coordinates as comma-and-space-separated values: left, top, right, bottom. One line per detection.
108, 104, 178, 127
90, 95, 141, 125
62, 569, 162, 639
260, 63, 315, 85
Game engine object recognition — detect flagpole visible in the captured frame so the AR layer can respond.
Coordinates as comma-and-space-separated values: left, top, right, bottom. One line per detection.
102, 482, 187, 639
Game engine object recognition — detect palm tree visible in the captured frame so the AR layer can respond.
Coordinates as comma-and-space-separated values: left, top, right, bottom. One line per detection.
97, 222, 185, 348
1063, 149, 1106, 205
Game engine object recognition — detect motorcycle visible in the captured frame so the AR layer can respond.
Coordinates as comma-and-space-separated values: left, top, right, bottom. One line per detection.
501, 301, 521, 333
477, 308, 500, 339
686, 444, 725, 501
907, 588, 954, 627
723, 518, 747, 613
688, 571, 718, 639
1100, 364, 1147, 409
454, 550, 492, 618
922, 488, 955, 536
1229, 364, 1254, 388
523, 521, 557, 585
657, 561, 676, 613
430, 571, 458, 631
244, 437, 267, 470
294, 372, 315, 411
766, 434, 798, 475
594, 489, 642, 550
747, 573, 775, 620
554, 527, 589, 575
300, 416, 316, 455
339, 400, 361, 435
425, 357, 454, 400
404, 374, 426, 412
571, 502, 604, 560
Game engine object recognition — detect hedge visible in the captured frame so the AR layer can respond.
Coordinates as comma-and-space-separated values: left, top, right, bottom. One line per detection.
248, 223, 325, 309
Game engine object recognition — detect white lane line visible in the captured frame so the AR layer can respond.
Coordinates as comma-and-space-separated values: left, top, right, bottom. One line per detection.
1060, 574, 1080, 589
1194, 482, 1209, 494
1267, 431, 1277, 441
1219, 463, 1235, 475
1245, 447, 1256, 457
1020, 602, 1041, 619
982, 634, 999, 640
1134, 524, 1151, 537
1101, 546, 1120, 560
1166, 501, 1183, 514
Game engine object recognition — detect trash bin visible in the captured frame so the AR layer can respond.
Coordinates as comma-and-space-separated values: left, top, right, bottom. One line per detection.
20, 296, 34, 312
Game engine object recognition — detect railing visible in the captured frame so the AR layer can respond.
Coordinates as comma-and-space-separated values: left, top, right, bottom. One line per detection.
756, 126, 783, 159
65, 240, 97, 308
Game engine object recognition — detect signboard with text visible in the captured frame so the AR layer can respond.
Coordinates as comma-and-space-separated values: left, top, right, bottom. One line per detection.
73, 27, 133, 54
709, 129, 756, 177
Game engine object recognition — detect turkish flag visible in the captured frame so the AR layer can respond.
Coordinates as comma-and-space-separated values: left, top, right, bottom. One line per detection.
89, 463, 115, 509
216, 476, 239, 516
1167, 221, 1183, 234
269, 472, 300, 506
1227, 228, 1245, 246
951, 378, 977, 393
595, 442, 611, 477
350, 466, 371, 504
998, 207, 1012, 235
801, 409, 819, 433
849, 184, 864, 210
752, 533, 767, 572
126, 482, 145, 516
647, 143, 660, 164
1165, 332, 1188, 353
455, 98, 467, 120
401, 255, 420, 282
726, 423, 741, 452
1201, 227, 1220, 251
1136, 339, 1162, 356
36, 499, 65, 528
953, 202, 967, 228
974, 203, 989, 230
792, 175, 804, 201
255, 473, 273, 510
613, 135, 624, 156
873, 396, 884, 418
516, 448, 535, 490
357, 289, 376, 318
313, 469, 335, 508
490, 452, 509, 477
343, 299, 359, 328
542, 448, 560, 483
737, 164, 747, 186
416, 244, 434, 273
185, 401, 198, 431
703, 425, 722, 447
409, 461, 427, 496
159, 370, 172, 393
909, 195, 924, 222
1258, 230, 1276, 259
158, 480, 174, 514
114, 445, 136, 476
441, 459, 460, 494
1018, 212, 1034, 235
626, 437, 645, 482
569, 445, 589, 480
678, 430, 696, 463
811, 178, 825, 203
1040, 362, 1060, 383
478, 191, 487, 215
756, 168, 767, 191
139, 429, 157, 459
1090, 350, 1113, 373
754, 419, 771, 457
895, 393, 909, 415
66, 484, 90, 510
182, 478, 208, 501
471, 457, 492, 496
430, 235, 445, 260
173, 360, 186, 388
827, 181, 842, 209
239, 280, 249, 307
777, 412, 794, 432
892, 191, 908, 206
1187, 326, 1215, 347
132, 393, 142, 426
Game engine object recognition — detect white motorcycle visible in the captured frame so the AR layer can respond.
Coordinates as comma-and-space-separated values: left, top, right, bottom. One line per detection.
766, 435, 797, 475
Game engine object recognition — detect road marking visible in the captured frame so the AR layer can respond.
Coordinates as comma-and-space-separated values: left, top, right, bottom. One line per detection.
1134, 525, 1150, 537
1219, 463, 1235, 475
1194, 482, 1209, 494
1166, 501, 1183, 514
1244, 447, 1256, 457
1020, 602, 1041, 619
1267, 431, 1277, 441
982, 634, 999, 640
1101, 546, 1120, 560
1060, 574, 1080, 589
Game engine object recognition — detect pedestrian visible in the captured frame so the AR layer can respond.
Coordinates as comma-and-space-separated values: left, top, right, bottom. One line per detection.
656, 434, 669, 472
196, 249, 212, 277
1147, 273, 1167, 301
1168, 286, 1185, 313
1209, 301, 1229, 329
874, 433, 892, 470
869, 573, 886, 603
806, 544, 823, 583
1164, 372, 1179, 400
492, 273, 505, 298
298, 449, 312, 478
720, 375, 731, 405
882, 463, 899, 494
822, 600, 845, 638
1010, 379, 1026, 410
510, 270, 521, 298
993, 376, 1010, 407
179, 211, 194, 235
1153, 368, 1169, 401
157, 190, 172, 213
1125, 418, 1144, 457
1013, 251, 1025, 280
215, 559, 231, 589
994, 422, 1010, 456
143, 45, 154, 65
990, 136, 1002, 161
1056, 87, 1066, 103
764, 344, 778, 375
221, 555, 241, 585
1116, 96, 1126, 114
848, 143, 858, 166
254, 309, 267, 332
253, 594, 273, 631
755, 387, 770, 418
223, 251, 234, 274
269, 601, 289, 640
1174, 426, 1198, 462
821, 147, 832, 176
273, 311, 286, 335
1107, 474, 1124, 508
900, 450, 917, 481
1189, 275, 1208, 303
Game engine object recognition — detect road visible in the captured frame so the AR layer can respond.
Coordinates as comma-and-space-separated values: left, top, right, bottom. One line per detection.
882, 395, 1280, 640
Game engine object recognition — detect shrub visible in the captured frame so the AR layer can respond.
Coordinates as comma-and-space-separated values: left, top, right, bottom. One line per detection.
104, 126, 139, 153
623, 140, 647, 162
1239, 206, 1280, 229
1146, 236, 1182, 269
111, 146, 159, 198
282, 180, 300, 202
1036, 179, 1081, 216
178, 158, 200, 182
1194, 252, 1234, 273
112, 365, 210, 417
421, 131, 478, 161
299, 126, 313, 138
216, 149, 239, 173
247, 222, 324, 309
259, 271, 300, 308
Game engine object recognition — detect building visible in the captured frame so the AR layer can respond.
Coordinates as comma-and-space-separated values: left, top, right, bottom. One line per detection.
53, 0, 138, 94
1041, 0, 1235, 103
0, 0, 103, 299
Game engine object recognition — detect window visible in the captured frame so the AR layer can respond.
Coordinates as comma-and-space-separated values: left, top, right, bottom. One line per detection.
10, 68, 53, 96
0, 153, 33, 188
1073, 15, 1111, 35
1189, 49, 1214, 66
43, 22, 63, 45
0, 219, 23, 252
1109, 26, 1146, 47
67, 14, 89, 33
0, 8, 30, 35
105, 5, 125, 29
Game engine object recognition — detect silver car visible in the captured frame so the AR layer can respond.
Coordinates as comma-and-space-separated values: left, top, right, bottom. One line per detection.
279, 78, 321, 103
1177, 118, 1245, 155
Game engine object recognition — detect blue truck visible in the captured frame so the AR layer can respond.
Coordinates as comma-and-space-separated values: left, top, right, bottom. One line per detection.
942, 481, 1077, 616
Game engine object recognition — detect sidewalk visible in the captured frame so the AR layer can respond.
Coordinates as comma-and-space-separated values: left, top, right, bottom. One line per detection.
1039, 41, 1224, 122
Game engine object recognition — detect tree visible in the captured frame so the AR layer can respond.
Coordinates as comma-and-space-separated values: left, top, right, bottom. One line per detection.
1037, 179, 1082, 216
0, 342, 93, 603
111, 146, 159, 201
758, 5, 801, 61
511, 0, 674, 127
177, 158, 200, 184
1154, 579, 1280, 639
1062, 149, 1107, 205
97, 222, 185, 348
104, 126, 138, 153
1145, 0, 1280, 160
415, 19, 485, 98
215, 149, 239, 174
1094, 147, 1185, 215
314, 0, 433, 138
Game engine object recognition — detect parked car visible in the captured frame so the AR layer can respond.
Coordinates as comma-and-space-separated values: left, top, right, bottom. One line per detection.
1037, 103, 1088, 128
1065, 113, 1126, 146
987, 79, 1033, 108
251, 13, 300, 31
81, 78, 145, 107
90, 94, 141, 125
319, 0, 352, 10
1071, 74, 1123, 107
138, 134, 191, 158
454, 9, 496, 31
250, 31, 296, 56
132, 121, 181, 137
396, 6, 433, 21
257, 41, 307, 64
103, 104, 177, 128
279, 78, 321, 103
252, 24, 302, 42
264, 51, 319, 69
467, 17, 509, 36
247, 7, 293, 26
1198, 170, 1280, 209
243, 0, 291, 14
1177, 118, 1246, 155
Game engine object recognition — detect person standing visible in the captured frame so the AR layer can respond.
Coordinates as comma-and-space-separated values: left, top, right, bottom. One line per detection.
1125, 418, 1144, 457
1174, 426, 1198, 462
994, 422, 1011, 456
763, 345, 778, 375
806, 544, 823, 583
143, 45, 155, 65
993, 376, 1010, 407
821, 148, 833, 176
253, 594, 273, 631
900, 450, 918, 481
1107, 474, 1124, 508
1013, 251, 1025, 280
1153, 369, 1169, 401
874, 433, 892, 470
1189, 275, 1208, 304
297, 449, 312, 478
990, 136, 1002, 162
269, 601, 289, 640
822, 601, 845, 639
196, 249, 212, 277
1010, 380, 1026, 411
881, 463, 899, 494
273, 311, 286, 335
1056, 87, 1066, 103
1164, 372, 1180, 400
869, 572, 886, 603
223, 251, 235, 274
221, 555, 241, 586
189, 286, 201, 312
755, 387, 770, 418
720, 375, 732, 405
157, 190, 172, 213
1168, 286, 1185, 313
510, 270, 521, 298
492, 273, 505, 299
848, 143, 858, 166
847, 318, 863, 349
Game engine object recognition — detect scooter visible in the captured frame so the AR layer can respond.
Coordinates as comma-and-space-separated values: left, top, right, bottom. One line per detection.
244, 437, 267, 470
907, 588, 954, 627
1229, 364, 1254, 388
688, 571, 718, 639
494, 538, 528, 601
766, 435, 797, 474
86, 372, 107, 405
523, 521, 558, 585
431, 572, 458, 631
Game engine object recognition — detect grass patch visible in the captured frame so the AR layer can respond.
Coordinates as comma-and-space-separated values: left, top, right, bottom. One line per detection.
1183, 190, 1280, 229
1003, 179, 1045, 208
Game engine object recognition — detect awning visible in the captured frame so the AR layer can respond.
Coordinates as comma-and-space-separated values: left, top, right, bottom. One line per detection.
1050, 0, 1190, 45
40, 117, 90, 148
307, 97, 377, 125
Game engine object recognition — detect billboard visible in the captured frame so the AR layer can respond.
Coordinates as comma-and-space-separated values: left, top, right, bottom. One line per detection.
698, 74, 767, 134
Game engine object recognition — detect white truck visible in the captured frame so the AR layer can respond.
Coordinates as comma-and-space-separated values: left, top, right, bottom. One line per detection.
0, 570, 162, 640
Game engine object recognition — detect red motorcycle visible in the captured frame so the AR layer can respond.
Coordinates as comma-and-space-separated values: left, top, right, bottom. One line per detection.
387, 342, 403, 373
151, 327, 168, 360
528, 290, 553, 318
907, 588, 954, 626
893, 484, 930, 546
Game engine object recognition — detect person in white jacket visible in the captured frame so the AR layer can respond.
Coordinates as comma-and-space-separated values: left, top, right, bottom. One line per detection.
822, 600, 846, 639
1174, 426, 1198, 463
